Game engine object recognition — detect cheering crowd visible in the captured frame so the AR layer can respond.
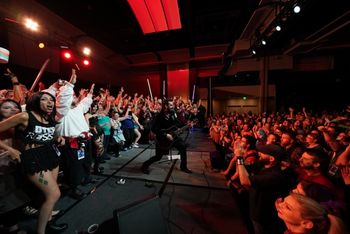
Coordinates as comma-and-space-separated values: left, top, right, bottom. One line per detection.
1, 65, 350, 234
209, 108, 350, 233
0, 68, 205, 234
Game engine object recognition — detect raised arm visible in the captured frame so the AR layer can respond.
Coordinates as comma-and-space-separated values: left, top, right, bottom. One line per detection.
0, 112, 28, 133
5, 69, 25, 104
77, 83, 94, 114
55, 69, 76, 120
237, 159, 252, 188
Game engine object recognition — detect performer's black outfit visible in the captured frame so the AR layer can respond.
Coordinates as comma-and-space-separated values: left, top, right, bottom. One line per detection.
141, 102, 192, 174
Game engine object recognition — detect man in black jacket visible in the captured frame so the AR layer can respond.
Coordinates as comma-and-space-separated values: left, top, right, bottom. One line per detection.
141, 99, 192, 174
237, 143, 288, 234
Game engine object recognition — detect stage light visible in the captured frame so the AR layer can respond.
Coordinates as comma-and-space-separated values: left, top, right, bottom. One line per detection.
83, 47, 91, 56
261, 39, 267, 45
38, 42, 45, 49
293, 5, 301, 14
64, 52, 71, 59
252, 49, 256, 55
24, 18, 39, 31
62, 50, 73, 60
82, 59, 90, 66
275, 25, 281, 31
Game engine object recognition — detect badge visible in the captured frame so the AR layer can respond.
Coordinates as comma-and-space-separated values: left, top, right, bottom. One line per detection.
77, 149, 85, 160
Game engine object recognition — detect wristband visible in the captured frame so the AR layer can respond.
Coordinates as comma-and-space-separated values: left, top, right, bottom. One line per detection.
237, 158, 244, 165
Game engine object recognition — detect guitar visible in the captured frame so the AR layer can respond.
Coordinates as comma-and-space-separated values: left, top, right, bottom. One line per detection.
155, 121, 196, 150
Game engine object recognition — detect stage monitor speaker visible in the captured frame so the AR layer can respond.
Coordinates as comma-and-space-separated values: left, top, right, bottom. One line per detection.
114, 194, 168, 234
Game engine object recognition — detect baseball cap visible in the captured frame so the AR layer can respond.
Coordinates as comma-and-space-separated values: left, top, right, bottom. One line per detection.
256, 143, 284, 159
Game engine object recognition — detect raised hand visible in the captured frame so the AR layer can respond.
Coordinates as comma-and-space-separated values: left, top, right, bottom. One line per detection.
89, 83, 95, 95
341, 166, 350, 185
5, 68, 19, 84
4, 68, 15, 78
69, 68, 77, 84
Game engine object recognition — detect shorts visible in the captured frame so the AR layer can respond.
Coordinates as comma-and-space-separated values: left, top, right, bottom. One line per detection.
20, 145, 60, 175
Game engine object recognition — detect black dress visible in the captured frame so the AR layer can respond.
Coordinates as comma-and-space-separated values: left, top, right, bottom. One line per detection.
17, 112, 59, 175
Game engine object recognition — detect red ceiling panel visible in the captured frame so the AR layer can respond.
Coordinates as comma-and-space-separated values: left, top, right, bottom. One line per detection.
128, 0, 181, 34
127, 0, 155, 34
162, 0, 182, 30
145, 0, 168, 32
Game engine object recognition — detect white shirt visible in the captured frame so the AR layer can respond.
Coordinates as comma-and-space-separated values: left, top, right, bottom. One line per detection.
55, 82, 92, 137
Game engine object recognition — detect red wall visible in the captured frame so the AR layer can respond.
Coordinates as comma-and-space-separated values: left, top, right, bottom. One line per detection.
167, 66, 189, 100
114, 71, 161, 98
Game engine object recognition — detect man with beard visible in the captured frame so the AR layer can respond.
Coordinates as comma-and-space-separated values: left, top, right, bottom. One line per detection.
296, 148, 343, 200
237, 144, 288, 234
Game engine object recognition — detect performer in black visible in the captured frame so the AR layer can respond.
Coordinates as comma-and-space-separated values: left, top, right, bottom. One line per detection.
141, 99, 192, 174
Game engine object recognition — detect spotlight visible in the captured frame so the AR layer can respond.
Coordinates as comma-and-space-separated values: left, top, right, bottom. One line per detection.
82, 47, 91, 56
24, 18, 39, 31
38, 42, 45, 49
61, 50, 73, 60
252, 49, 256, 55
64, 52, 72, 59
293, 5, 301, 14
82, 59, 90, 66
261, 39, 267, 45
275, 25, 281, 31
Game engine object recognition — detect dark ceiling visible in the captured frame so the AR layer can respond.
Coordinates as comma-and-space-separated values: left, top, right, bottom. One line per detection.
3, 0, 350, 75
37, 0, 258, 56
35, 0, 350, 73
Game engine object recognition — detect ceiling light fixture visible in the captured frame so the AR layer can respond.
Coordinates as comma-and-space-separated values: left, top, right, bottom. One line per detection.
261, 39, 267, 45
83, 47, 91, 56
128, 0, 182, 34
24, 18, 39, 31
275, 25, 281, 31
82, 59, 90, 66
293, 5, 301, 14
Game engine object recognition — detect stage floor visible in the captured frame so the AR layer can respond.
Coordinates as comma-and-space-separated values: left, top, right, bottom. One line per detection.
19, 129, 248, 234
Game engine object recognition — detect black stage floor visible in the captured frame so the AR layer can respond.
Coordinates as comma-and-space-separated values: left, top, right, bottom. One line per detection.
20, 129, 248, 234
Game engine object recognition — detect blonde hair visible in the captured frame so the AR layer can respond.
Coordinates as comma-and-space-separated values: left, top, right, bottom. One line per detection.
290, 193, 347, 234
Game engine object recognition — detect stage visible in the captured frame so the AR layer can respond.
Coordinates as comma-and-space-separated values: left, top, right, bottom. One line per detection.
19, 129, 248, 234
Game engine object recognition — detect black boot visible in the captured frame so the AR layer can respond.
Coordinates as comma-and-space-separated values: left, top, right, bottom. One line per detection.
68, 187, 86, 200
141, 164, 150, 174
180, 167, 192, 173
46, 220, 68, 233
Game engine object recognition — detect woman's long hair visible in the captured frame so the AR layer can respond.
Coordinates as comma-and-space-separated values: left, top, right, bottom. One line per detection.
290, 193, 347, 234
25, 92, 56, 124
